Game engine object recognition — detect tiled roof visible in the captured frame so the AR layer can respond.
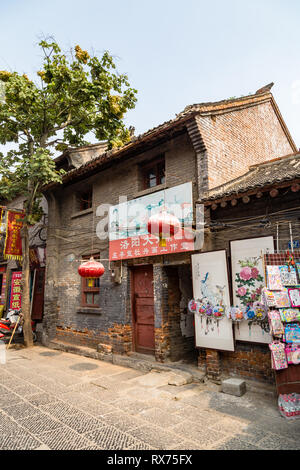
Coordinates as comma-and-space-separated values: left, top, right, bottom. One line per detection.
45, 86, 295, 189
201, 153, 300, 203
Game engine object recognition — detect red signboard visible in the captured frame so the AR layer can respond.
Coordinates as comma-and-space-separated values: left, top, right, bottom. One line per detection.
109, 231, 194, 261
9, 271, 22, 310
4, 211, 25, 260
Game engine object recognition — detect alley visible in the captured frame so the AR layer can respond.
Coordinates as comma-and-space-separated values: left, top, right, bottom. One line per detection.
0, 345, 299, 450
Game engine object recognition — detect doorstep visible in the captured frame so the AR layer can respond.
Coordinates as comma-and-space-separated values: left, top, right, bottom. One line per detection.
46, 340, 276, 396
46, 339, 205, 384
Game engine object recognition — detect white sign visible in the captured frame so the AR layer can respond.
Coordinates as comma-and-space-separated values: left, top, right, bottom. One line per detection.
230, 237, 274, 344
192, 250, 234, 351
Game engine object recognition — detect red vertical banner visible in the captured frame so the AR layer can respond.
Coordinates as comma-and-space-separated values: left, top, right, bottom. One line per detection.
9, 271, 22, 310
0, 266, 6, 306
4, 211, 25, 261
0, 207, 3, 242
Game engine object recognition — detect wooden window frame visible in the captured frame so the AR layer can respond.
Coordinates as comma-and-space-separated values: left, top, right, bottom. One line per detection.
77, 188, 93, 212
141, 156, 165, 190
80, 254, 100, 308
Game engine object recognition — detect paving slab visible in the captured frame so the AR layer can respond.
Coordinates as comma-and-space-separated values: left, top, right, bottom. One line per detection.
0, 344, 298, 450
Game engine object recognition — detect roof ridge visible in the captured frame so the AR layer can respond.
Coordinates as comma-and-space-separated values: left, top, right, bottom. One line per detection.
249, 152, 300, 169
182, 90, 272, 114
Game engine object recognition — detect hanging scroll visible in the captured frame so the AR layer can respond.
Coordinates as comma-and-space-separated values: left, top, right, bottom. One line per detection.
0, 207, 3, 240
4, 211, 25, 261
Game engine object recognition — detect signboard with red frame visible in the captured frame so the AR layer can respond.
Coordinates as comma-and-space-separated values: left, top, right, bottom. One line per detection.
109, 182, 194, 261
9, 271, 22, 310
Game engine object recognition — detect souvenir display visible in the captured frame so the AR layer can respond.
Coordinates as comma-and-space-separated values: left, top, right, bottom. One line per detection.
279, 265, 298, 286
244, 306, 256, 321
266, 265, 282, 290
226, 307, 244, 321
280, 308, 300, 323
296, 262, 300, 279
188, 299, 199, 313
262, 288, 276, 307
273, 289, 291, 308
253, 301, 267, 321
284, 323, 300, 344
264, 258, 300, 418
268, 310, 284, 337
288, 288, 300, 308
212, 305, 225, 319
285, 344, 300, 365
269, 341, 288, 370
278, 394, 300, 419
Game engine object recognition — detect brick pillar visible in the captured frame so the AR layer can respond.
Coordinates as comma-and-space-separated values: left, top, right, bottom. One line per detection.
206, 349, 221, 383
153, 265, 170, 362
197, 349, 206, 372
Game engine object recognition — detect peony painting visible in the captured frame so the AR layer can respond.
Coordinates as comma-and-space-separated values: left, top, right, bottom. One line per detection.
235, 257, 264, 307
231, 237, 274, 344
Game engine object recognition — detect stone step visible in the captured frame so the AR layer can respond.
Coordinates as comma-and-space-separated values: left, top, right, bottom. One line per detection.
47, 339, 205, 385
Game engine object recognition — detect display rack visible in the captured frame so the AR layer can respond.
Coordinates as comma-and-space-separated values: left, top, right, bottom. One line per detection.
263, 251, 300, 418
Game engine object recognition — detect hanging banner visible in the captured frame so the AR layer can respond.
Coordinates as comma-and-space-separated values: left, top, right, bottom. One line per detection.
4, 211, 25, 261
9, 271, 22, 310
0, 207, 3, 240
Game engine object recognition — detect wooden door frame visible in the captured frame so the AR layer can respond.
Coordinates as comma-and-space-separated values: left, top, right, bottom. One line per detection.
130, 264, 154, 354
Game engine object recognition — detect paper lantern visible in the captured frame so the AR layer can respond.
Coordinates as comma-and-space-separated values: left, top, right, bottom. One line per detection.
78, 257, 105, 287
147, 210, 180, 247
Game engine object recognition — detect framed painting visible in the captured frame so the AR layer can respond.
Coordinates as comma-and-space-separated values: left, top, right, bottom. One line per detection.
191, 250, 234, 352
230, 236, 274, 344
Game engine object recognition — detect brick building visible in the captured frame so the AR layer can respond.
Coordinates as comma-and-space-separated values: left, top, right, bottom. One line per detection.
200, 152, 300, 383
41, 86, 297, 378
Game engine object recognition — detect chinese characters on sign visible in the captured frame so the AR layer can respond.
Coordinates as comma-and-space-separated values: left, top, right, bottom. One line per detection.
109, 182, 194, 261
4, 211, 25, 260
9, 272, 22, 310
4, 211, 24, 260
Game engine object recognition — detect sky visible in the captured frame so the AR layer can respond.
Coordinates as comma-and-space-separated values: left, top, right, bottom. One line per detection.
0, 0, 300, 148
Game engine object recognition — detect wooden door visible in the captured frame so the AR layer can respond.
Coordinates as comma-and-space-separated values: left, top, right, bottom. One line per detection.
31, 268, 45, 320
132, 266, 155, 355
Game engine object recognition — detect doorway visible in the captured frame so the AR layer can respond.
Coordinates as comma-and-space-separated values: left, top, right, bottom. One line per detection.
31, 268, 45, 321
132, 265, 155, 355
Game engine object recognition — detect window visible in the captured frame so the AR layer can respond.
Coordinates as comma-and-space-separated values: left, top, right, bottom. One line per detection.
81, 254, 100, 308
76, 188, 93, 212
141, 157, 165, 190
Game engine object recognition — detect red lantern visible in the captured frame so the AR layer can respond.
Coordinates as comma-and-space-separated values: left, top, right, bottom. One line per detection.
78, 257, 105, 287
147, 210, 181, 247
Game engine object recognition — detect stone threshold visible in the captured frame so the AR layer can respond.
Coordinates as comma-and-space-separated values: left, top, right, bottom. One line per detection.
46, 339, 205, 384
46, 339, 278, 397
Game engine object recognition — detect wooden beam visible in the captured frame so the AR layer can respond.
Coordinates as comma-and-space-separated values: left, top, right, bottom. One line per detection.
202, 178, 300, 207
291, 183, 300, 193
270, 189, 279, 198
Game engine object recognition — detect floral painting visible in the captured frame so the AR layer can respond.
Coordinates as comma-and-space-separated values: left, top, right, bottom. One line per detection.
231, 237, 274, 344
235, 256, 264, 307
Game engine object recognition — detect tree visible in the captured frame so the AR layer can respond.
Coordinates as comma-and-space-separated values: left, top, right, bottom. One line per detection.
0, 40, 137, 347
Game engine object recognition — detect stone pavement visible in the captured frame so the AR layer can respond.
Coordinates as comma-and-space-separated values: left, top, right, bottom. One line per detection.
0, 345, 299, 450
